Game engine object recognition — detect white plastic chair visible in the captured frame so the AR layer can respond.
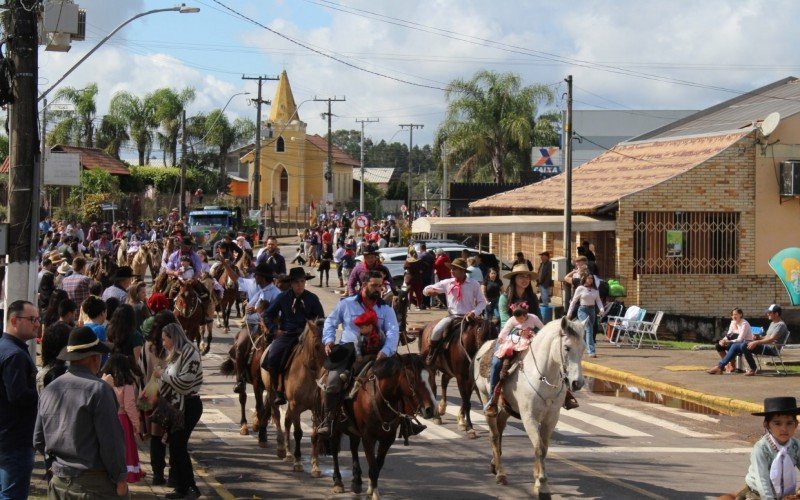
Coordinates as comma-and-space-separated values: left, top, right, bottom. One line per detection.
607, 306, 645, 346
630, 311, 664, 349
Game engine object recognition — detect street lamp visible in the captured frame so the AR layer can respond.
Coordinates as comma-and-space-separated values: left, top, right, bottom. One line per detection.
38, 4, 200, 102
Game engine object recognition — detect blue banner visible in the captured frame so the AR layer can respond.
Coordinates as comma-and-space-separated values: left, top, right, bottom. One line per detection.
768, 247, 800, 306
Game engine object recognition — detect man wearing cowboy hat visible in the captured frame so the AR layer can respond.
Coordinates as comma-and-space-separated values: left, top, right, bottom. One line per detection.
91, 229, 113, 255
220, 260, 280, 394
536, 251, 553, 306
319, 270, 400, 436
261, 267, 325, 405
101, 266, 134, 303
34, 327, 129, 498
55, 260, 72, 289
346, 244, 394, 297
423, 257, 487, 365
256, 236, 287, 276
165, 236, 204, 279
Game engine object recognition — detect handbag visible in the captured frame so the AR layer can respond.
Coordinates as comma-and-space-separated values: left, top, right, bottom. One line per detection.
136, 375, 160, 411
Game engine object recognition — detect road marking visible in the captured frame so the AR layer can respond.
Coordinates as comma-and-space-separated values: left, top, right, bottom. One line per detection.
549, 446, 750, 454
417, 418, 465, 440
201, 408, 250, 446
588, 402, 716, 438
560, 409, 651, 437
647, 404, 720, 423
444, 406, 527, 436
551, 453, 666, 500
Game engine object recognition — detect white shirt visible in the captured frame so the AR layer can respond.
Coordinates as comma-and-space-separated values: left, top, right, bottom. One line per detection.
237, 277, 280, 325
567, 286, 604, 317
424, 277, 487, 316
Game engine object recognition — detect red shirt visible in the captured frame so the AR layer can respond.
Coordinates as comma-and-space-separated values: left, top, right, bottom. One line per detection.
322, 231, 332, 244
434, 254, 452, 279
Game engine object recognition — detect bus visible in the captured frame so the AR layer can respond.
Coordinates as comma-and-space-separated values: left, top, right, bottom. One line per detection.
188, 206, 235, 252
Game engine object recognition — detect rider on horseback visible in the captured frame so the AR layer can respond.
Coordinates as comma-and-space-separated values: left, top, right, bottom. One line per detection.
213, 231, 244, 264
255, 236, 287, 275
220, 259, 280, 395
346, 244, 394, 297
164, 236, 213, 324
261, 267, 325, 405
319, 270, 400, 436
423, 257, 487, 365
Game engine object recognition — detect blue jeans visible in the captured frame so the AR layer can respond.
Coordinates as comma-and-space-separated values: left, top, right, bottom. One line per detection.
578, 306, 596, 355
718, 342, 778, 371
0, 447, 34, 500
485, 301, 500, 323
540, 286, 551, 306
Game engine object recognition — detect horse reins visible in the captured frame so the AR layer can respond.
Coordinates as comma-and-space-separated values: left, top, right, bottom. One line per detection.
175, 285, 201, 319
520, 333, 569, 403
368, 358, 422, 432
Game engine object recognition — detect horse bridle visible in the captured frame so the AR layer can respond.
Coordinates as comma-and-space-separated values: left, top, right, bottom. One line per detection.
175, 285, 201, 319
369, 356, 424, 432
525, 332, 570, 391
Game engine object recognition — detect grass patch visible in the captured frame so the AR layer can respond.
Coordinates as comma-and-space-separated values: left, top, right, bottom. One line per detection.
657, 340, 704, 350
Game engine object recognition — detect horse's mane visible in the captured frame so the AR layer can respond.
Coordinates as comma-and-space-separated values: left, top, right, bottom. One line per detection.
373, 355, 401, 379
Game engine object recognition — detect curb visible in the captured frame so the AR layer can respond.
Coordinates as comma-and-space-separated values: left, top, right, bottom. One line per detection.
582, 361, 764, 416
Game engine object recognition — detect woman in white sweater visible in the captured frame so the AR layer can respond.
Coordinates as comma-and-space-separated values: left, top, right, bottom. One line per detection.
567, 273, 605, 357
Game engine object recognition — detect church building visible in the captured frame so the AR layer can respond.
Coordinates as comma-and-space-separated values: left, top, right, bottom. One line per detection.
242, 71, 357, 209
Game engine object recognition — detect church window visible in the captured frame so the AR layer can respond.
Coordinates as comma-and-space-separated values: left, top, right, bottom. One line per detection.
277, 136, 285, 152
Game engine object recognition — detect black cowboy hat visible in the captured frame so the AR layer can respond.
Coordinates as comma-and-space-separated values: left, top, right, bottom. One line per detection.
323, 342, 356, 371
287, 267, 315, 282
57, 326, 111, 361
253, 262, 274, 279
111, 266, 134, 280
362, 244, 380, 256
752, 397, 800, 416
181, 235, 194, 247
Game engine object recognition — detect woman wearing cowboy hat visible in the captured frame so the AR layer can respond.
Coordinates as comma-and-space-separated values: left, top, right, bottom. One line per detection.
498, 264, 542, 326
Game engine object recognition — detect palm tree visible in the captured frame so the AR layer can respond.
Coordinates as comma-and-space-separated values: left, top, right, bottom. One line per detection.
50, 83, 99, 147
151, 87, 196, 166
203, 109, 255, 191
94, 115, 129, 160
438, 70, 554, 184
108, 90, 157, 166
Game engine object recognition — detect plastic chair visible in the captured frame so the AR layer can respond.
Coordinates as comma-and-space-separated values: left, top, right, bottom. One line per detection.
754, 330, 792, 375
630, 311, 664, 349
607, 306, 645, 346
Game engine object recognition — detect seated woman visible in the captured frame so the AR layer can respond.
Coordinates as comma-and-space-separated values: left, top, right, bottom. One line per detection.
715, 307, 752, 373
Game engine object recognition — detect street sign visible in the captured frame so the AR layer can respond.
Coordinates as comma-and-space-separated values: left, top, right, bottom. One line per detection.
356, 214, 369, 229
43, 152, 80, 186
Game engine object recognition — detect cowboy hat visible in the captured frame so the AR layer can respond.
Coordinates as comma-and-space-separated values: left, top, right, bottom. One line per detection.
253, 262, 275, 279
361, 244, 380, 256
324, 342, 356, 371
48, 251, 65, 265
752, 397, 800, 416
287, 267, 315, 282
111, 266, 134, 281
57, 326, 111, 361
446, 258, 471, 272
180, 235, 194, 247
57, 261, 72, 275
503, 264, 538, 280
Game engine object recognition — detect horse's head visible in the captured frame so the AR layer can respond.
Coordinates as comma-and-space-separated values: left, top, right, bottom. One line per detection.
557, 316, 587, 392
375, 354, 436, 420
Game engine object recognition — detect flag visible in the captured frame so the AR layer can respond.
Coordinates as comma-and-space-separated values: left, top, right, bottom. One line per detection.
309, 201, 317, 225
768, 247, 800, 306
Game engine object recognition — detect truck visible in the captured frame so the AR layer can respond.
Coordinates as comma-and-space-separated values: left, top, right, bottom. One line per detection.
188, 206, 236, 252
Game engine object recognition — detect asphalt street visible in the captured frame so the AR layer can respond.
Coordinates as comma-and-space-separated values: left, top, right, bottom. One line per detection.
187, 244, 758, 499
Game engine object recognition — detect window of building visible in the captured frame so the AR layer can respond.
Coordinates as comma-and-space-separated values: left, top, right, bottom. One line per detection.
633, 211, 740, 276
276, 136, 285, 152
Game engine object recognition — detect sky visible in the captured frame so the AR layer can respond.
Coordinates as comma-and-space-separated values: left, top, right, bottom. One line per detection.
35, 0, 800, 161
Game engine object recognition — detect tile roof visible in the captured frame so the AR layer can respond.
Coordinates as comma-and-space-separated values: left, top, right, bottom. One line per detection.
634, 77, 800, 140
469, 131, 749, 214
305, 134, 360, 166
0, 145, 130, 175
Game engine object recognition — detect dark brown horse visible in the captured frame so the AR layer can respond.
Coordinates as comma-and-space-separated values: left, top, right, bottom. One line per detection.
87, 252, 118, 289
419, 316, 494, 439
329, 354, 436, 498
174, 279, 211, 354
213, 264, 239, 332
392, 289, 411, 344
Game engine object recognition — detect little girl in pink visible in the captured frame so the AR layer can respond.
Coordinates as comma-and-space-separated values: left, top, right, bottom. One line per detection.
101, 354, 143, 483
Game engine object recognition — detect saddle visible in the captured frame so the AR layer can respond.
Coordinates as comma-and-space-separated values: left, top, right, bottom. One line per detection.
269, 329, 307, 392
478, 340, 522, 380
441, 316, 466, 350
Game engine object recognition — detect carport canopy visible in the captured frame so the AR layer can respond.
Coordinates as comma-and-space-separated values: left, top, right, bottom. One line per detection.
411, 215, 616, 234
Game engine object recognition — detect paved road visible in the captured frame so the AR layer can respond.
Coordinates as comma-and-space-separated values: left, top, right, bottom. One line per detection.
188, 249, 757, 499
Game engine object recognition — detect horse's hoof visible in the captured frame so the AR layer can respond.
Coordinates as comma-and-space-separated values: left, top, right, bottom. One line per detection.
490, 462, 496, 475
466, 429, 478, 439
311, 469, 321, 478
258, 441, 266, 449
366, 485, 374, 495
432, 417, 442, 425
372, 489, 381, 500
276, 449, 286, 459
292, 463, 303, 472
352, 482, 362, 494
458, 422, 467, 431
252, 422, 259, 432
332, 484, 344, 494
496, 475, 507, 485
239, 426, 249, 436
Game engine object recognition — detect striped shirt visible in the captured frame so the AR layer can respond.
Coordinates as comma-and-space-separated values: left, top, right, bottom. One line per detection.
159, 343, 203, 411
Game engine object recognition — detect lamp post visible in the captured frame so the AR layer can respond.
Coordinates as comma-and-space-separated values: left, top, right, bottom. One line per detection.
38, 4, 200, 102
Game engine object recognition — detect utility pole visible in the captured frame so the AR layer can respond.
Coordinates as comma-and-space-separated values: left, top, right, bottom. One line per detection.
355, 117, 378, 212
440, 142, 449, 217
243, 74, 278, 209
315, 96, 346, 213
179, 110, 187, 218
4, 1, 40, 334
399, 123, 423, 207
562, 75, 573, 310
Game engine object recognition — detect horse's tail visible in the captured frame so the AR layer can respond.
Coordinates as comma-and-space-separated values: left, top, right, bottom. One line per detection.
220, 357, 235, 376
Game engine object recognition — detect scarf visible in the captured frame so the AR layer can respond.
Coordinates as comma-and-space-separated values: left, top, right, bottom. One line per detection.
291, 293, 305, 316
766, 432, 797, 498
448, 278, 465, 301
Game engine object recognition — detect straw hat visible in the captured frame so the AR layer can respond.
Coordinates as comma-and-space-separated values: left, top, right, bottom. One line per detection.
503, 264, 537, 280
57, 261, 72, 275
446, 258, 470, 272
48, 251, 65, 265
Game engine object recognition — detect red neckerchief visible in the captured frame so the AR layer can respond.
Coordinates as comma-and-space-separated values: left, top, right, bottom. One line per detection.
448, 277, 466, 300
360, 290, 376, 312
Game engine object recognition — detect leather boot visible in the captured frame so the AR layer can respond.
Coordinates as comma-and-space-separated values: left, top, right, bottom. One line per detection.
484, 383, 503, 418
425, 340, 441, 365
563, 389, 579, 410
317, 392, 339, 436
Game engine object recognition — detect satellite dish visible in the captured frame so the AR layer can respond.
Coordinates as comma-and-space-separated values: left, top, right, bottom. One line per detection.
760, 112, 781, 137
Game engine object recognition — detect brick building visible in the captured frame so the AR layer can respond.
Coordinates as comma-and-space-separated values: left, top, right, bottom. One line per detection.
423, 77, 800, 336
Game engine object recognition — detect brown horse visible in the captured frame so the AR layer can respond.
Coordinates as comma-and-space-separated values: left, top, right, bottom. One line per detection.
146, 241, 163, 278
174, 279, 211, 354
87, 252, 118, 289
129, 245, 150, 281
329, 354, 436, 498
212, 263, 240, 332
419, 316, 494, 439
220, 329, 285, 450
392, 289, 411, 344
260, 320, 325, 475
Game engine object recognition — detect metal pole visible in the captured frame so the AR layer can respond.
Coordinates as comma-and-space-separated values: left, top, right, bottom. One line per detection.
562, 75, 573, 310
243, 75, 278, 210
399, 123, 423, 207
440, 143, 448, 217
314, 96, 346, 214
179, 109, 187, 218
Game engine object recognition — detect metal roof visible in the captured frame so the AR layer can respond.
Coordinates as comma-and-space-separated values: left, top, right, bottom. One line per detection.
633, 77, 800, 141
412, 215, 616, 234
352, 167, 395, 184
189, 210, 231, 216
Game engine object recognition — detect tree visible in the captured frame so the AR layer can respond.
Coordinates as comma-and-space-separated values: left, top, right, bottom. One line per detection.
203, 109, 255, 191
327, 129, 362, 160
109, 90, 158, 166
151, 87, 196, 166
94, 115, 129, 160
437, 70, 554, 183
0, 134, 8, 163
50, 83, 99, 147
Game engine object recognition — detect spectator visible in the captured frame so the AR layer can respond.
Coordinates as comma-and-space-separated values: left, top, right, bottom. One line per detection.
0, 300, 40, 499
317, 241, 334, 287
404, 251, 425, 310
57, 298, 78, 327
433, 249, 451, 309
482, 268, 504, 325
101, 354, 143, 484
61, 256, 92, 310
513, 251, 534, 272
418, 243, 435, 309
82, 296, 109, 365
126, 281, 151, 330
102, 266, 134, 303
37, 321, 70, 393
466, 256, 484, 285
709, 304, 790, 376
43, 289, 69, 330
536, 251, 553, 306
715, 307, 752, 373
567, 273, 605, 358
107, 304, 144, 374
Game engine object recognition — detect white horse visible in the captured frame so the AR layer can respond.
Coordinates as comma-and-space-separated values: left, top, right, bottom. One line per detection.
472, 316, 586, 498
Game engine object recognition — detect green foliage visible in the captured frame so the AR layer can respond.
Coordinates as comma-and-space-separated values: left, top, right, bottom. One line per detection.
327, 129, 362, 160
123, 165, 219, 195
241, 217, 258, 235
385, 180, 408, 201
95, 115, 129, 160
0, 135, 8, 163
67, 169, 119, 205
50, 83, 99, 147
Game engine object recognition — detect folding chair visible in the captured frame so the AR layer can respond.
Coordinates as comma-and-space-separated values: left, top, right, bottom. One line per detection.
607, 306, 645, 346
630, 311, 663, 349
754, 330, 792, 375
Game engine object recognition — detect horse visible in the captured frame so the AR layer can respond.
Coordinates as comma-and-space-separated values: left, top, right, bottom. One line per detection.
329, 354, 436, 499
198, 273, 218, 351
392, 289, 410, 344
173, 279, 211, 354
220, 328, 285, 450
472, 316, 586, 497
87, 251, 118, 289
212, 263, 240, 332
260, 320, 325, 475
130, 245, 150, 281
418, 316, 494, 438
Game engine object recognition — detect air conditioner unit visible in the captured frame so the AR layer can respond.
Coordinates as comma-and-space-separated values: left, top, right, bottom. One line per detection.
780, 160, 800, 196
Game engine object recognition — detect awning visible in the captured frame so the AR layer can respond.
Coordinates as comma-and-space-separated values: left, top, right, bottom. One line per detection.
411, 215, 616, 234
